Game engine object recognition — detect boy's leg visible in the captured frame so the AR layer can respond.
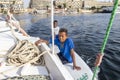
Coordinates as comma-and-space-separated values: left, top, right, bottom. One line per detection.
57, 53, 68, 64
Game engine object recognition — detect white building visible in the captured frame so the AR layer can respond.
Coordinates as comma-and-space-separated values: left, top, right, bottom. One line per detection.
0, 0, 24, 13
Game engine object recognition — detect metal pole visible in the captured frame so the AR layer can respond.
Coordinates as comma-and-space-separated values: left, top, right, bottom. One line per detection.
51, 0, 54, 54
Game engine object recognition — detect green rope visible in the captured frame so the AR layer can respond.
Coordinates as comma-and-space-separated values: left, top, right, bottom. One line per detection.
92, 0, 119, 80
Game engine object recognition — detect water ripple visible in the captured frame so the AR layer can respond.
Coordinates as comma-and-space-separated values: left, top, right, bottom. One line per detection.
17, 13, 120, 80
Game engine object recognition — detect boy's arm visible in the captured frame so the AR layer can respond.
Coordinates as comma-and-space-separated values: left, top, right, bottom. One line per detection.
35, 39, 49, 46
71, 49, 81, 70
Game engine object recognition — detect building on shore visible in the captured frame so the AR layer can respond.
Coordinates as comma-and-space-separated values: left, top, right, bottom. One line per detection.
29, 0, 50, 10
0, 0, 24, 13
29, 0, 84, 13
55, 0, 82, 9
29, 0, 114, 11
29, 0, 51, 14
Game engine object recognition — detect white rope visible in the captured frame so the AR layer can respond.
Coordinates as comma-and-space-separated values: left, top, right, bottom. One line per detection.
5, 22, 47, 66
7, 22, 19, 41
0, 50, 48, 75
7, 40, 43, 66
0, 22, 50, 75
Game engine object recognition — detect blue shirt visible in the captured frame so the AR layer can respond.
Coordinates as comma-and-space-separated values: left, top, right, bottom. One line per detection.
53, 37, 74, 63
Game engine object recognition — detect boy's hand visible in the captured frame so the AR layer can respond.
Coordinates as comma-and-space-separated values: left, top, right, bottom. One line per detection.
73, 65, 81, 70
95, 53, 104, 66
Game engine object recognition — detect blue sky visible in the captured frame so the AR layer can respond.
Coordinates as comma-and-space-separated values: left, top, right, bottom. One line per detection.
23, 0, 113, 8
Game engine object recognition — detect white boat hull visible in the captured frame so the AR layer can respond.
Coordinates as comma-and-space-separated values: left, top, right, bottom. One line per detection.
0, 28, 96, 80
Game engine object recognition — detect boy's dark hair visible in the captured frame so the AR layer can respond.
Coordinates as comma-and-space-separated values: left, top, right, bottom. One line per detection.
59, 28, 68, 35
54, 20, 58, 23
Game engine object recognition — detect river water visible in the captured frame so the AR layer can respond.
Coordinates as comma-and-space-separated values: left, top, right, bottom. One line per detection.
16, 13, 120, 80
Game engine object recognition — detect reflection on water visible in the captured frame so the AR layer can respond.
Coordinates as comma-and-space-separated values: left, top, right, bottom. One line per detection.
15, 13, 50, 31
16, 13, 120, 80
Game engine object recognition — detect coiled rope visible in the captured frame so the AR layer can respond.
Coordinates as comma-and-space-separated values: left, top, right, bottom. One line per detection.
0, 51, 47, 75
92, 0, 119, 80
7, 40, 43, 66
6, 22, 46, 66
0, 22, 48, 75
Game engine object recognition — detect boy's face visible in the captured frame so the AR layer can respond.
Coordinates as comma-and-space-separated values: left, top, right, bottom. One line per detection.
54, 22, 58, 28
59, 32, 67, 43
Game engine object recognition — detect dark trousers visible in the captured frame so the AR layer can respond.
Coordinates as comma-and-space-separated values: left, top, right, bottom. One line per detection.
57, 53, 68, 64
